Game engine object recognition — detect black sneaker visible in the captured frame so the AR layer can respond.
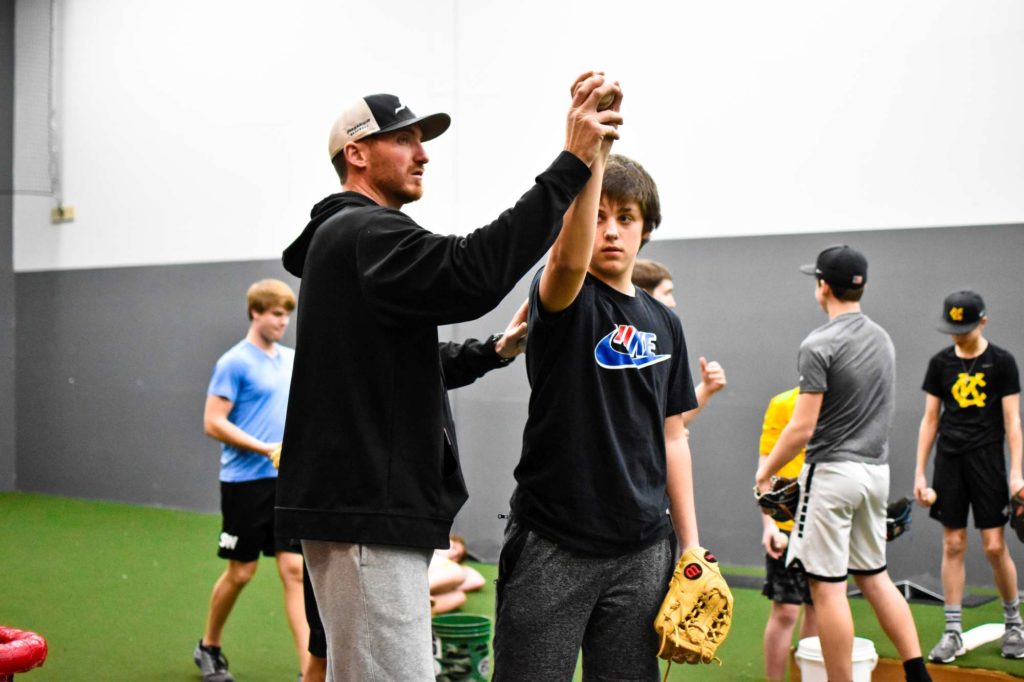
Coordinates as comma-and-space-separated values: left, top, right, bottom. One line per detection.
193, 640, 235, 682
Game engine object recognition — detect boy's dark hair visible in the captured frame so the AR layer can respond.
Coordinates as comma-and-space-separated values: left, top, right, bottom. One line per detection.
632, 259, 673, 294
603, 154, 662, 244
820, 279, 865, 302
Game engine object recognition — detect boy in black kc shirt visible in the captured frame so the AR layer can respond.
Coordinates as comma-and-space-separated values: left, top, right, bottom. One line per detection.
914, 290, 1024, 662
492, 86, 703, 678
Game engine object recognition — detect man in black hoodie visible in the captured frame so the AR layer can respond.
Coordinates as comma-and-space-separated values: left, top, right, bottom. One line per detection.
277, 73, 621, 680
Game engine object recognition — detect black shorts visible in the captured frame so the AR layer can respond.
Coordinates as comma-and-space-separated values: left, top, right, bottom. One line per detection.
304, 561, 327, 658
930, 443, 1009, 529
762, 536, 813, 606
218, 478, 296, 561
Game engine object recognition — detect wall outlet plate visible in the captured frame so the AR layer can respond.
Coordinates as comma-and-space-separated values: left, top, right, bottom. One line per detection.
51, 205, 76, 223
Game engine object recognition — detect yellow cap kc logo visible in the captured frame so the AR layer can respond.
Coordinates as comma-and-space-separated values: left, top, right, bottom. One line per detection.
952, 372, 986, 408
949, 307, 964, 321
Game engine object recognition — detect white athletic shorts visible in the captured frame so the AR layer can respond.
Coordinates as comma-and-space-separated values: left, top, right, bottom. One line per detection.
786, 460, 888, 582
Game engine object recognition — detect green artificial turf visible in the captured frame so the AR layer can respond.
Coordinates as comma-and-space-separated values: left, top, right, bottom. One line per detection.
0, 492, 300, 681
463, 564, 1022, 681
2, 492, 1021, 680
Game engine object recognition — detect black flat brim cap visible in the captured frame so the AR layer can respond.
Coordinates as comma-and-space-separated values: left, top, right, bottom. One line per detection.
936, 318, 982, 335
375, 112, 451, 142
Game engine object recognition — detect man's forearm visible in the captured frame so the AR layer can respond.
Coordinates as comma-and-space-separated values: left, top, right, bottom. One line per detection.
438, 338, 511, 390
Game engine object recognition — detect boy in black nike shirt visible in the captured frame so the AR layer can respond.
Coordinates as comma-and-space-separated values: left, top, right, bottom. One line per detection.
492, 125, 702, 678
914, 290, 1024, 662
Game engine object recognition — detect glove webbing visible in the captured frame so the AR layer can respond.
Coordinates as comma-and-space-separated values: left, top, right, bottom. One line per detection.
657, 589, 726, 681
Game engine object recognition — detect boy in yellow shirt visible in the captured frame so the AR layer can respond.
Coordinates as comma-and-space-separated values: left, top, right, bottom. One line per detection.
759, 387, 817, 681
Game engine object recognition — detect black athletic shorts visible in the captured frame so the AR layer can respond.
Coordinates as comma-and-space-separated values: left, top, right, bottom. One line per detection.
930, 442, 1010, 529
762, 535, 812, 606
217, 478, 296, 561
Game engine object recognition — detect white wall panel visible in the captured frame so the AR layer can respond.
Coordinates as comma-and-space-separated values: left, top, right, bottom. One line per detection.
12, 0, 52, 196
13, 0, 1024, 271
453, 0, 1024, 242
14, 0, 457, 270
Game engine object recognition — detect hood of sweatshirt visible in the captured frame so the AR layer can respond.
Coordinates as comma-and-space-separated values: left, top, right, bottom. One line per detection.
283, 192, 378, 277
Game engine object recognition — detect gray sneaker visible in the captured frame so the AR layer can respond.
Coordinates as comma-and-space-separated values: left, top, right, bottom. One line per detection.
928, 630, 965, 663
1002, 625, 1024, 659
193, 640, 235, 682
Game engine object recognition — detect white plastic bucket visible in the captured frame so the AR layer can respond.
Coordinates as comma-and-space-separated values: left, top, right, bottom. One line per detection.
794, 636, 878, 682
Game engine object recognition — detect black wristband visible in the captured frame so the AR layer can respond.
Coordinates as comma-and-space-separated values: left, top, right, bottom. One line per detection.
488, 333, 514, 365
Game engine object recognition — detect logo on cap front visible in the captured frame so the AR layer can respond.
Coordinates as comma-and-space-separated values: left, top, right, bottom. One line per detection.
346, 118, 374, 137
949, 307, 964, 321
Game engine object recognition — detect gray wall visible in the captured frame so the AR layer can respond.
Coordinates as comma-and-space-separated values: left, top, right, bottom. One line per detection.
13, 224, 1024, 588
15, 260, 298, 510
448, 224, 1024, 587
1, 0, 16, 492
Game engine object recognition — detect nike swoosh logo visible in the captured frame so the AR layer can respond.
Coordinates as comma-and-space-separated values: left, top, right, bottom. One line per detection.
593, 331, 671, 370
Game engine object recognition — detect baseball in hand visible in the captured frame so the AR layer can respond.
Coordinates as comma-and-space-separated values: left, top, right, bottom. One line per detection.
921, 487, 937, 507
773, 534, 789, 552
596, 75, 616, 110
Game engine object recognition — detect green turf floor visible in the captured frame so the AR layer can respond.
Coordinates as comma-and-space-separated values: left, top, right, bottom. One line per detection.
1, 492, 1021, 680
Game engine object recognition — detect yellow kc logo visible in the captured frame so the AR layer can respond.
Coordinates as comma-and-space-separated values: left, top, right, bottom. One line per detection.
949, 307, 964, 321
952, 372, 986, 408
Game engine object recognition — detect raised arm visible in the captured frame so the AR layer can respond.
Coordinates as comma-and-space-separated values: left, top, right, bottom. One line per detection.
538, 74, 623, 313
358, 73, 623, 327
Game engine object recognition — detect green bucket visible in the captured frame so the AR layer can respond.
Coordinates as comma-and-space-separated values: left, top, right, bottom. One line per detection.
432, 613, 492, 682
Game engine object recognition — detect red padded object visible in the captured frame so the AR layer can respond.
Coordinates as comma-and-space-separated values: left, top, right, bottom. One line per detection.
0, 627, 47, 676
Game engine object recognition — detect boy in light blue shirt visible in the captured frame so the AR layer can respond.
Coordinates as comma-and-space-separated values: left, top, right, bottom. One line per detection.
194, 279, 306, 682
208, 338, 292, 482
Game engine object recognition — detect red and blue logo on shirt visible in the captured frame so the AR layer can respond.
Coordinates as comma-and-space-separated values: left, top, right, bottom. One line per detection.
594, 324, 671, 370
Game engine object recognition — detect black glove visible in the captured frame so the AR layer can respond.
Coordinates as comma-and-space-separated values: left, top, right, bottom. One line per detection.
886, 497, 913, 542
754, 477, 800, 523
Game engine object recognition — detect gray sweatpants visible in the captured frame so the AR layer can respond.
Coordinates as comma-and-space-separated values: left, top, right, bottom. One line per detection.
302, 540, 434, 682
492, 518, 674, 682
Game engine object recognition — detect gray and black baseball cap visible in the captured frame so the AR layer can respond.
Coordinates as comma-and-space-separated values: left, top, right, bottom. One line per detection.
328, 94, 450, 160
799, 244, 868, 288
937, 289, 986, 334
